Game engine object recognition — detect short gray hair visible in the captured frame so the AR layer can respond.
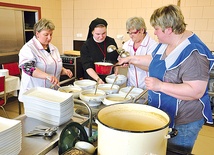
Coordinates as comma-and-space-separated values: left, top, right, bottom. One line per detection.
33, 18, 55, 35
126, 17, 147, 33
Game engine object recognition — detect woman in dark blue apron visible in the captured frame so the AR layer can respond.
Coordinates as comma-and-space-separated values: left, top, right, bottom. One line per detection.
118, 4, 214, 154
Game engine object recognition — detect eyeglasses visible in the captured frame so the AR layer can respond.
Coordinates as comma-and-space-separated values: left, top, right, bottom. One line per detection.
127, 30, 140, 35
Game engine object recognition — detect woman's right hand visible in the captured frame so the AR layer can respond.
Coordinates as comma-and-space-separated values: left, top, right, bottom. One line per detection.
117, 56, 131, 66
46, 75, 60, 87
97, 77, 105, 84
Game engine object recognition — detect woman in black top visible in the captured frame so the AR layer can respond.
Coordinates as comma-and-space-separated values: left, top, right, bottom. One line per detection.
80, 18, 118, 84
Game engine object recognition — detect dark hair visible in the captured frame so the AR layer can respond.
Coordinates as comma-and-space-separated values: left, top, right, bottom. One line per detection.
87, 18, 108, 39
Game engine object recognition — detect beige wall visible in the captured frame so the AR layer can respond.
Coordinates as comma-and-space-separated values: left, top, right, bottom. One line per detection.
65, 0, 214, 51
0, 0, 63, 53
1, 0, 214, 54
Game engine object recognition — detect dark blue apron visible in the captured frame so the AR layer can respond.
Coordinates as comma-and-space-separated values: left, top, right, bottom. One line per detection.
148, 34, 214, 127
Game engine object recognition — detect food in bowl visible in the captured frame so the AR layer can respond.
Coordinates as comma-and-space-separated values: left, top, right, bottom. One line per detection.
83, 93, 104, 97
102, 94, 132, 105
58, 85, 82, 99
106, 97, 129, 101
105, 74, 127, 86
119, 86, 143, 98
80, 89, 106, 107
74, 79, 96, 90
119, 86, 147, 104
98, 84, 119, 94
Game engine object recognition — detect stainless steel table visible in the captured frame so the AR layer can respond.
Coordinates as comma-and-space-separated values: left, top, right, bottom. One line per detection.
16, 114, 88, 155
17, 99, 147, 155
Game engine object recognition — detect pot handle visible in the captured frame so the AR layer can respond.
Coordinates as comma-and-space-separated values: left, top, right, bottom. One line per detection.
165, 128, 178, 139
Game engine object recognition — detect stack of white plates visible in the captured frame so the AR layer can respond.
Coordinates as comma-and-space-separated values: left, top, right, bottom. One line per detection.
22, 87, 74, 126
0, 117, 22, 155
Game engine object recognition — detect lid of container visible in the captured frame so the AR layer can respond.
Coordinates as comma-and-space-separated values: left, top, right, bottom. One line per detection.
58, 122, 88, 155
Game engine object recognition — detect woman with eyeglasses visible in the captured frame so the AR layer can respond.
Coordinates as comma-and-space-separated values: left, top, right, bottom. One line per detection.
122, 17, 158, 89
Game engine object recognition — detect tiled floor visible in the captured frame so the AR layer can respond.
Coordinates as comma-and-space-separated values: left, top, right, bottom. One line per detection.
1, 97, 214, 155
0, 97, 24, 118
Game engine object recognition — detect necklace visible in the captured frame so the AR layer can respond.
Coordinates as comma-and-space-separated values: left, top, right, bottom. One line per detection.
96, 41, 106, 62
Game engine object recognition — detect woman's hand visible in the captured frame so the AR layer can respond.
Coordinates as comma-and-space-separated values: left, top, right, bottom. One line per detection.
145, 76, 208, 100
65, 69, 73, 78
46, 75, 60, 87
61, 67, 73, 78
117, 56, 131, 66
145, 77, 162, 91
114, 66, 119, 75
97, 77, 105, 84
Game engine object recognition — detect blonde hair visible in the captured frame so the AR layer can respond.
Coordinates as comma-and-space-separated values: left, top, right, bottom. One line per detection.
150, 4, 186, 34
33, 18, 55, 35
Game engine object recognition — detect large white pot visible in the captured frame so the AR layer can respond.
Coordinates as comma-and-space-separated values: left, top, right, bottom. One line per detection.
96, 103, 174, 155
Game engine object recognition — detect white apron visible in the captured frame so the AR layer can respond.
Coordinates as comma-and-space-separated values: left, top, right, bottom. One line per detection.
18, 36, 62, 101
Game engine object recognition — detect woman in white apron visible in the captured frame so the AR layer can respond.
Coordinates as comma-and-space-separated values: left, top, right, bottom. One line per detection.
18, 18, 73, 102
118, 4, 214, 154
122, 17, 158, 89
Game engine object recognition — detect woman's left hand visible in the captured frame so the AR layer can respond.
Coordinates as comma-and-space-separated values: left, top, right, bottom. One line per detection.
145, 77, 162, 91
65, 69, 73, 78
61, 68, 73, 78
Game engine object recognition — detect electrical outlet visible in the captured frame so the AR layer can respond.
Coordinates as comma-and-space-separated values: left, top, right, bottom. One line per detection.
76, 33, 82, 38
117, 34, 124, 40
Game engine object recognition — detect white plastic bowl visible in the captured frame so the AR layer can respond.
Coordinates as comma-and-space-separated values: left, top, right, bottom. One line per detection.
58, 85, 82, 99
75, 141, 96, 154
79, 89, 106, 107
102, 94, 132, 106
119, 86, 144, 98
74, 79, 96, 90
119, 86, 147, 104
97, 84, 120, 95
105, 74, 127, 86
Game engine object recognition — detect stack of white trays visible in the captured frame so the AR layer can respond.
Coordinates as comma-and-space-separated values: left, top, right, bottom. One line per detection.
22, 87, 74, 126
0, 117, 22, 155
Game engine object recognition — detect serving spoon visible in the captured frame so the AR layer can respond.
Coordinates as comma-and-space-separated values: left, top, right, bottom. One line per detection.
51, 84, 73, 93
110, 76, 118, 89
124, 86, 134, 99
94, 79, 99, 95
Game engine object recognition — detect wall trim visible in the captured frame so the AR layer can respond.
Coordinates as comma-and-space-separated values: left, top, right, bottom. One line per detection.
0, 2, 41, 19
